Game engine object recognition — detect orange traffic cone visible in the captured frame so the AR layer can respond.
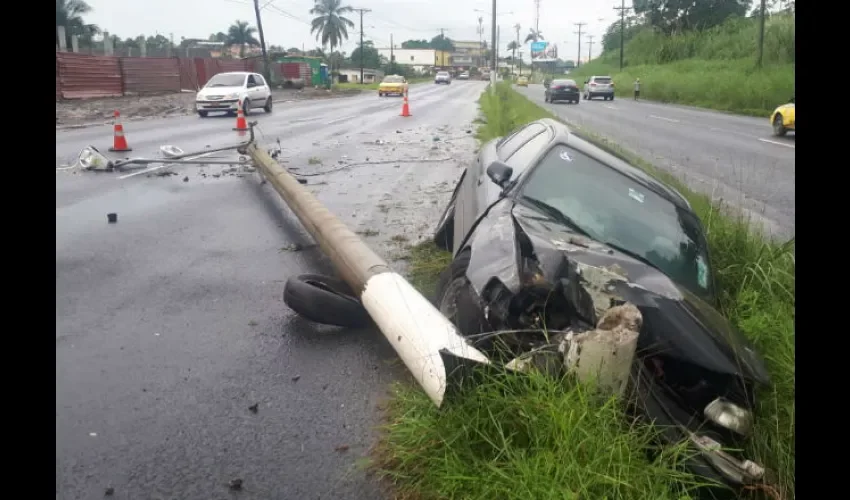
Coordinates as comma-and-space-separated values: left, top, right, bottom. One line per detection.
108, 110, 132, 152
233, 99, 249, 131
400, 89, 411, 117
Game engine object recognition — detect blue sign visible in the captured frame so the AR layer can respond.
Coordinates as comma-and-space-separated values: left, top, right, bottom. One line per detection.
531, 41, 547, 52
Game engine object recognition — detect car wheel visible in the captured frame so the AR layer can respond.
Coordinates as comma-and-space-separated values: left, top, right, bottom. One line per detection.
433, 251, 491, 345
264, 97, 273, 113
241, 99, 251, 116
610, 95, 615, 101
582, 93, 587, 100
772, 114, 787, 136
574, 100, 579, 105
282, 274, 372, 328
198, 111, 208, 117
544, 95, 549, 102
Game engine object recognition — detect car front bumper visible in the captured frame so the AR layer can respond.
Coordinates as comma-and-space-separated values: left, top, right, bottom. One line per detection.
379, 87, 404, 94
196, 99, 239, 111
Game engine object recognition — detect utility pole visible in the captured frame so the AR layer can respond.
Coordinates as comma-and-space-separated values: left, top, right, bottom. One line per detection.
490, 0, 497, 90
478, 17, 484, 68
354, 8, 372, 84
390, 33, 394, 72
574, 22, 585, 68
757, 0, 766, 68
252, 0, 272, 84
534, 0, 540, 32
514, 23, 520, 77
586, 34, 595, 63
613, 0, 631, 71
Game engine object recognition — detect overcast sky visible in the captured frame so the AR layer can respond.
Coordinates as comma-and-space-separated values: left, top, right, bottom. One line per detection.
84, 0, 625, 62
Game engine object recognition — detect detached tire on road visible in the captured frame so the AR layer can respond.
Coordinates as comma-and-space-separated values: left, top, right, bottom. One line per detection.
283, 274, 372, 328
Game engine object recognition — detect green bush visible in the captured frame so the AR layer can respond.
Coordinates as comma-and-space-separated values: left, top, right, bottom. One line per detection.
566, 14, 795, 115
373, 83, 795, 500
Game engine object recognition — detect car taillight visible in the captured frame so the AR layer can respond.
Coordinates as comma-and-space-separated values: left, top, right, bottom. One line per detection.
554, 86, 565, 90
590, 83, 596, 86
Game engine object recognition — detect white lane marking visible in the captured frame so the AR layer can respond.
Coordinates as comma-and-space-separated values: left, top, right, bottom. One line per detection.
649, 114, 680, 123
118, 151, 218, 180
604, 105, 618, 110
758, 138, 795, 149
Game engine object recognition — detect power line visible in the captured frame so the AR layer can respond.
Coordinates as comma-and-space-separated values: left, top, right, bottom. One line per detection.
352, 8, 372, 84
574, 22, 586, 67
613, 0, 633, 70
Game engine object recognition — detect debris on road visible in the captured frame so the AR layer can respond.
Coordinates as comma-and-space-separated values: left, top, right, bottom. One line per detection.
228, 478, 243, 491
104, 487, 115, 496
291, 375, 301, 382
334, 444, 350, 452
107, 213, 117, 224
248, 403, 259, 414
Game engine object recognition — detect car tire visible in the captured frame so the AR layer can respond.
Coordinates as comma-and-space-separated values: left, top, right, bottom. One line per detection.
574, 100, 579, 105
198, 111, 208, 117
434, 170, 465, 251
610, 95, 615, 101
282, 274, 372, 328
772, 114, 787, 136
582, 93, 587, 100
242, 99, 251, 116
264, 97, 273, 113
433, 250, 491, 345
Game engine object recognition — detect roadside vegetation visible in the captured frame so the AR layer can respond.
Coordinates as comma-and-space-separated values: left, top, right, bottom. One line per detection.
373, 83, 795, 500
564, 11, 794, 116
332, 76, 430, 91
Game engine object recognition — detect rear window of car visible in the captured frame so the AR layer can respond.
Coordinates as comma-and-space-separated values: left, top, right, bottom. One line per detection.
383, 76, 404, 83
437, 72, 450, 77
592, 77, 612, 84
553, 80, 576, 86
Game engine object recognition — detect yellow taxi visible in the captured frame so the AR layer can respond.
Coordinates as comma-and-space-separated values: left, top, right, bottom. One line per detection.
378, 75, 408, 97
516, 76, 529, 87
770, 97, 794, 136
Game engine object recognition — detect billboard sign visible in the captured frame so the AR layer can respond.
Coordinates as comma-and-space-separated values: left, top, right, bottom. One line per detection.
531, 41, 558, 62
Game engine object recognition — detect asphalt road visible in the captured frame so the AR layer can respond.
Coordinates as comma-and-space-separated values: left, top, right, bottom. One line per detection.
515, 85, 795, 240
56, 81, 485, 500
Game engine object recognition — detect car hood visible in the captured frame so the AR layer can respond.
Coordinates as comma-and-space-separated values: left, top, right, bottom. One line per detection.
502, 202, 769, 384
197, 86, 243, 98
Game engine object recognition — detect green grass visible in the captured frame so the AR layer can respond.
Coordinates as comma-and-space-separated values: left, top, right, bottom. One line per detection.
561, 15, 795, 116
373, 83, 795, 500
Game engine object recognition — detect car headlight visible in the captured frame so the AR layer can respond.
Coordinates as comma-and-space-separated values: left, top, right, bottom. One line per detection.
704, 398, 753, 437
224, 93, 239, 99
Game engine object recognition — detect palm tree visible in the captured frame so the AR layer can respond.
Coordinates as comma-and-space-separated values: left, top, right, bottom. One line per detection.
506, 40, 519, 76
309, 0, 355, 81
227, 20, 260, 58
56, 0, 99, 49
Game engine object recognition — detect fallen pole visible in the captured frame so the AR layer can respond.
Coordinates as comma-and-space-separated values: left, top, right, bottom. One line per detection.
246, 142, 491, 407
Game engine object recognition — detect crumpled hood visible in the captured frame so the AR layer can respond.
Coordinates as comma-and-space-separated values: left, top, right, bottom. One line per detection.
509, 203, 770, 385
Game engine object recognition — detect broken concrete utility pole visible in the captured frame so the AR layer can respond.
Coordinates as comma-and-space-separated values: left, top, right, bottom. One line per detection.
246, 144, 490, 407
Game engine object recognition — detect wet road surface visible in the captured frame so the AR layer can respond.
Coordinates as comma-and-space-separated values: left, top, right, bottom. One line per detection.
515, 85, 795, 239
56, 81, 486, 500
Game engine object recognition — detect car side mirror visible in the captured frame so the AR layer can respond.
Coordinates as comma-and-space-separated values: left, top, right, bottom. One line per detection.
789, 96, 794, 103
486, 161, 513, 188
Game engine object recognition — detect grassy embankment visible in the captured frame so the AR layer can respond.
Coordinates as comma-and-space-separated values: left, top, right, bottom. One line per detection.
332, 76, 431, 91
372, 83, 795, 500
560, 14, 795, 116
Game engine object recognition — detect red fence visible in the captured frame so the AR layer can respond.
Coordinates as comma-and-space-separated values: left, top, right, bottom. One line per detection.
55, 52, 264, 100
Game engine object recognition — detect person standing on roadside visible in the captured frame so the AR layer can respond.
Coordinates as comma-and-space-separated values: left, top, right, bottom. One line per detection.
633, 78, 641, 100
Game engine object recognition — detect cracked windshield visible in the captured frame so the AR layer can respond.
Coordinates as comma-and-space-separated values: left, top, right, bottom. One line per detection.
57, 0, 794, 499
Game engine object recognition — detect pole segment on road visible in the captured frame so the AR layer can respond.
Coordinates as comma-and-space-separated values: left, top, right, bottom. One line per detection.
245, 143, 491, 407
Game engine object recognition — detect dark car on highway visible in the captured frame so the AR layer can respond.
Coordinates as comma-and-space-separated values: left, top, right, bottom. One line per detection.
544, 79, 581, 104
432, 118, 771, 493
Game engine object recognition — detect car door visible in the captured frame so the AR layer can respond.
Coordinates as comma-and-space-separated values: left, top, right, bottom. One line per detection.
246, 74, 261, 108
254, 74, 271, 103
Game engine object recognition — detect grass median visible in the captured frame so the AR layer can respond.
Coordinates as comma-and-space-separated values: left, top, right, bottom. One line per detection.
372, 83, 795, 500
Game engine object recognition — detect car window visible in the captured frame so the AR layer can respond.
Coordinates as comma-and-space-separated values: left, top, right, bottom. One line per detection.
552, 80, 576, 86
247, 75, 256, 86
593, 77, 612, 84
254, 74, 266, 86
504, 131, 551, 169
205, 73, 245, 87
383, 75, 404, 83
518, 144, 712, 298
497, 123, 546, 160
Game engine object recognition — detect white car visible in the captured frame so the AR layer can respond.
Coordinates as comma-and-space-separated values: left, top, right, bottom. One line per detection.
195, 71, 273, 117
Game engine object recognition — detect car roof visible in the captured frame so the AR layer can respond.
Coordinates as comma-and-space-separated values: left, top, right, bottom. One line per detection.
533, 118, 692, 210
216, 71, 252, 76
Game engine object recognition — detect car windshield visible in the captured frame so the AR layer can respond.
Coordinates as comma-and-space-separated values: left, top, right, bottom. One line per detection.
518, 144, 713, 299
205, 73, 246, 87
383, 76, 404, 83
593, 77, 612, 84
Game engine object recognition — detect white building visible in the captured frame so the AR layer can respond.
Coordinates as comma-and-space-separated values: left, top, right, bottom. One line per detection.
376, 48, 448, 73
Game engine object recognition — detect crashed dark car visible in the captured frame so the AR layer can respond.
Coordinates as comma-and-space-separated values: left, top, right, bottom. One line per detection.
432, 118, 771, 491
